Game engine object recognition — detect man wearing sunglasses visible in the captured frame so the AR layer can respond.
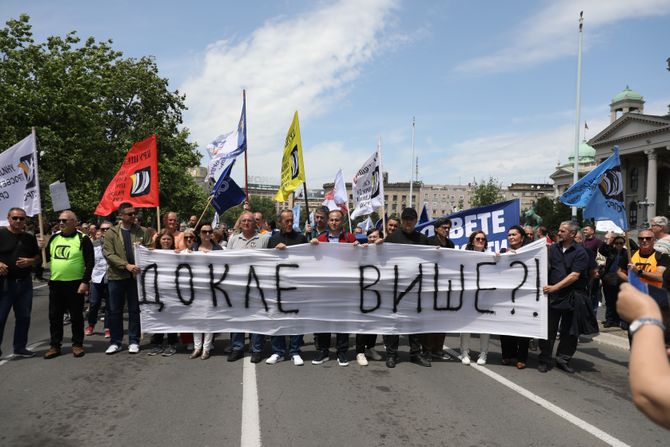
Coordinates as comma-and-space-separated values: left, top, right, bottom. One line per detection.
0, 207, 41, 358
103, 203, 152, 355
622, 229, 669, 289
43, 210, 94, 359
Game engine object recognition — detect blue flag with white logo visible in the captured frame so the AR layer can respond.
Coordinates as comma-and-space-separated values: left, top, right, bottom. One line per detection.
418, 204, 429, 225
211, 160, 246, 215
560, 146, 628, 231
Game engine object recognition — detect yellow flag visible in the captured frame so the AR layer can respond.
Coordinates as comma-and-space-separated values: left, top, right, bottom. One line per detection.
274, 111, 306, 202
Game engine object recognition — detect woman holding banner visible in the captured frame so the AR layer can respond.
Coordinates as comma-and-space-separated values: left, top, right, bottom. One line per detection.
190, 223, 222, 360
147, 231, 179, 357
498, 225, 531, 369
460, 230, 491, 365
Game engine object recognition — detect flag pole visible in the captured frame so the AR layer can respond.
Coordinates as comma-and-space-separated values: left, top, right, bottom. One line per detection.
409, 116, 415, 209
156, 206, 161, 233
243, 89, 249, 203
571, 12, 584, 219
302, 182, 310, 227
378, 136, 387, 237
195, 196, 214, 229
31, 127, 46, 263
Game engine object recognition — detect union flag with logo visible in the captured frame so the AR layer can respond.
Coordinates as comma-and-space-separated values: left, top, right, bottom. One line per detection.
95, 135, 159, 216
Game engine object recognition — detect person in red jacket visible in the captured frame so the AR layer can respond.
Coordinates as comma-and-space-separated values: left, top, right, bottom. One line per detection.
310, 209, 358, 366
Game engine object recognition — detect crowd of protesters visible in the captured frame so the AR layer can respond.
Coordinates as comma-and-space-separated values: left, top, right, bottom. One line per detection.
1, 203, 669, 379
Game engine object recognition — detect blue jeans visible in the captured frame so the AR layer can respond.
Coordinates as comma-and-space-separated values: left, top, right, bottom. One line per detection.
0, 277, 33, 352
108, 278, 140, 346
88, 282, 109, 328
270, 335, 303, 357
231, 333, 265, 353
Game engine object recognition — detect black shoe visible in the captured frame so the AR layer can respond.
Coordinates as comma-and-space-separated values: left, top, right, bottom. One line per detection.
603, 321, 615, 328
250, 352, 262, 363
537, 362, 548, 373
227, 349, 244, 362
311, 350, 330, 365
410, 354, 431, 367
555, 359, 575, 374
385, 355, 397, 368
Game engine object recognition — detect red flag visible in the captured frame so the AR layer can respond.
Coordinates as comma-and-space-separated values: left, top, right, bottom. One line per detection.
95, 135, 159, 215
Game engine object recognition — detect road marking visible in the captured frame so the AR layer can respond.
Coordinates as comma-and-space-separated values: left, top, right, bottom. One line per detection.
33, 283, 48, 289
445, 347, 630, 447
241, 356, 261, 447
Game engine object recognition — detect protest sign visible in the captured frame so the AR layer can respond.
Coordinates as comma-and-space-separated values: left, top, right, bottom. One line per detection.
0, 133, 41, 225
416, 199, 520, 252
49, 181, 71, 211
137, 239, 547, 338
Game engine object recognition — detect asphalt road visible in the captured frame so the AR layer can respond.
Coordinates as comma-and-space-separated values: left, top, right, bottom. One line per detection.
0, 281, 667, 447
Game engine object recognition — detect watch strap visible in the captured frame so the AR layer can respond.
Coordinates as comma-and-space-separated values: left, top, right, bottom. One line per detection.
629, 318, 666, 336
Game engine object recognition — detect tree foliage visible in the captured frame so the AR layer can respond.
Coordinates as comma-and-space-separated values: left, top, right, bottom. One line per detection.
0, 15, 207, 224
469, 176, 505, 208
523, 197, 576, 231
220, 196, 278, 228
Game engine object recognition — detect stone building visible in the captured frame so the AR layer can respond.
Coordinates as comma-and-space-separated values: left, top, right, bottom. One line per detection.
588, 86, 670, 227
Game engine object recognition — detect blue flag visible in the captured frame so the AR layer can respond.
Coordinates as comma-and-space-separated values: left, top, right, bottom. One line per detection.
211, 160, 246, 215
375, 212, 388, 231
419, 204, 429, 225
560, 146, 628, 231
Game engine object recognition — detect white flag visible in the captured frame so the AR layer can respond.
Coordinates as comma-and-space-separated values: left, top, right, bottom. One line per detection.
0, 133, 41, 225
322, 169, 349, 212
351, 149, 384, 219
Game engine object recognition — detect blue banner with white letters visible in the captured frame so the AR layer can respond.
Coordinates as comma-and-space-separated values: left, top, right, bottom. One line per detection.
416, 199, 520, 252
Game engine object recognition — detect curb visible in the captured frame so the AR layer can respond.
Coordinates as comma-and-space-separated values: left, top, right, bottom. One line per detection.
583, 332, 629, 351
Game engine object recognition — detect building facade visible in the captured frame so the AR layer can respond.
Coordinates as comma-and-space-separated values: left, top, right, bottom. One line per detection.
588, 86, 670, 228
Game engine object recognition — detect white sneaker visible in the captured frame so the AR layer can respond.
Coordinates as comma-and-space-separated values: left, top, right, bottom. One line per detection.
105, 344, 121, 355
128, 343, 140, 354
265, 353, 284, 365
292, 355, 304, 366
356, 353, 369, 366
460, 354, 471, 365
477, 352, 487, 365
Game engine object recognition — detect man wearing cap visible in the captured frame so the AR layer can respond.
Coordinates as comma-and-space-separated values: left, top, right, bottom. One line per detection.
380, 207, 432, 368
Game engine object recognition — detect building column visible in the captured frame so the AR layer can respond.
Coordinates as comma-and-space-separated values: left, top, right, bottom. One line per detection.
645, 149, 657, 218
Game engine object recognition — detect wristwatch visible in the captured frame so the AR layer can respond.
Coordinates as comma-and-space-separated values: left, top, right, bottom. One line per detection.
628, 318, 666, 337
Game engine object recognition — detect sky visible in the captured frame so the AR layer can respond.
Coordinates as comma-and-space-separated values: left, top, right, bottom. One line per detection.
2, 0, 670, 189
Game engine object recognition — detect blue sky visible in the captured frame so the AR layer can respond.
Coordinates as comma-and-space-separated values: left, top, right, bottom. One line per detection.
2, 0, 670, 188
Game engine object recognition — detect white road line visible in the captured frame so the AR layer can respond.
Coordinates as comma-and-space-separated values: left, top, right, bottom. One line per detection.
241, 356, 261, 447
445, 347, 630, 447
33, 283, 48, 289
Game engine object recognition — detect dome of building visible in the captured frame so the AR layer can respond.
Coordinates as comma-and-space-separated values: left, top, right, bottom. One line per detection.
612, 85, 643, 103
568, 140, 596, 163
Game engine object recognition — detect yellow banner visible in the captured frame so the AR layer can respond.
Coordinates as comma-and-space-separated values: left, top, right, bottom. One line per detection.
274, 111, 305, 202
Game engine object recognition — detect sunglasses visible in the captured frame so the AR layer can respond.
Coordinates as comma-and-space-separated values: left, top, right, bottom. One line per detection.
474, 237, 487, 242
201, 230, 213, 234
614, 242, 625, 245
184, 236, 195, 240
58, 219, 72, 223
124, 212, 136, 216
638, 237, 654, 241
10, 216, 26, 221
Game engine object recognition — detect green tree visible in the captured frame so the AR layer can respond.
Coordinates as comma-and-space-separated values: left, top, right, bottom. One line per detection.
0, 15, 207, 224
220, 196, 278, 227
469, 176, 504, 207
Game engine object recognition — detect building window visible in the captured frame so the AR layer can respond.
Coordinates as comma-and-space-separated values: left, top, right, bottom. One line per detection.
393, 195, 397, 201
384, 195, 388, 202
630, 168, 638, 192
401, 195, 406, 202
629, 201, 637, 226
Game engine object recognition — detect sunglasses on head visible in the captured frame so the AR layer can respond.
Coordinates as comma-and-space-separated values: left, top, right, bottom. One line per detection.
10, 216, 26, 221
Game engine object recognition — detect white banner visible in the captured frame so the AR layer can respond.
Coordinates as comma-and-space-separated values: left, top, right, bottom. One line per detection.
0, 133, 41, 225
137, 240, 548, 338
351, 149, 384, 219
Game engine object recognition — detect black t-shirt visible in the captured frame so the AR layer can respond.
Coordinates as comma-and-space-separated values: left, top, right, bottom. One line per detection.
121, 228, 135, 264
427, 234, 454, 248
385, 229, 429, 246
268, 230, 307, 248
0, 227, 40, 279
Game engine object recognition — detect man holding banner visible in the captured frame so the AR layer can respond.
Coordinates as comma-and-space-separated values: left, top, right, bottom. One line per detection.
0, 207, 41, 358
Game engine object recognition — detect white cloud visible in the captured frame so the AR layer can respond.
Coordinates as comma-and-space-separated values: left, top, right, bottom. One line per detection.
181, 0, 399, 186
454, 0, 670, 74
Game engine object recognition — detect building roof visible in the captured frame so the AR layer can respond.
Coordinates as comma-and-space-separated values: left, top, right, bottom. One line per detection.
612, 85, 643, 103
567, 140, 596, 163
